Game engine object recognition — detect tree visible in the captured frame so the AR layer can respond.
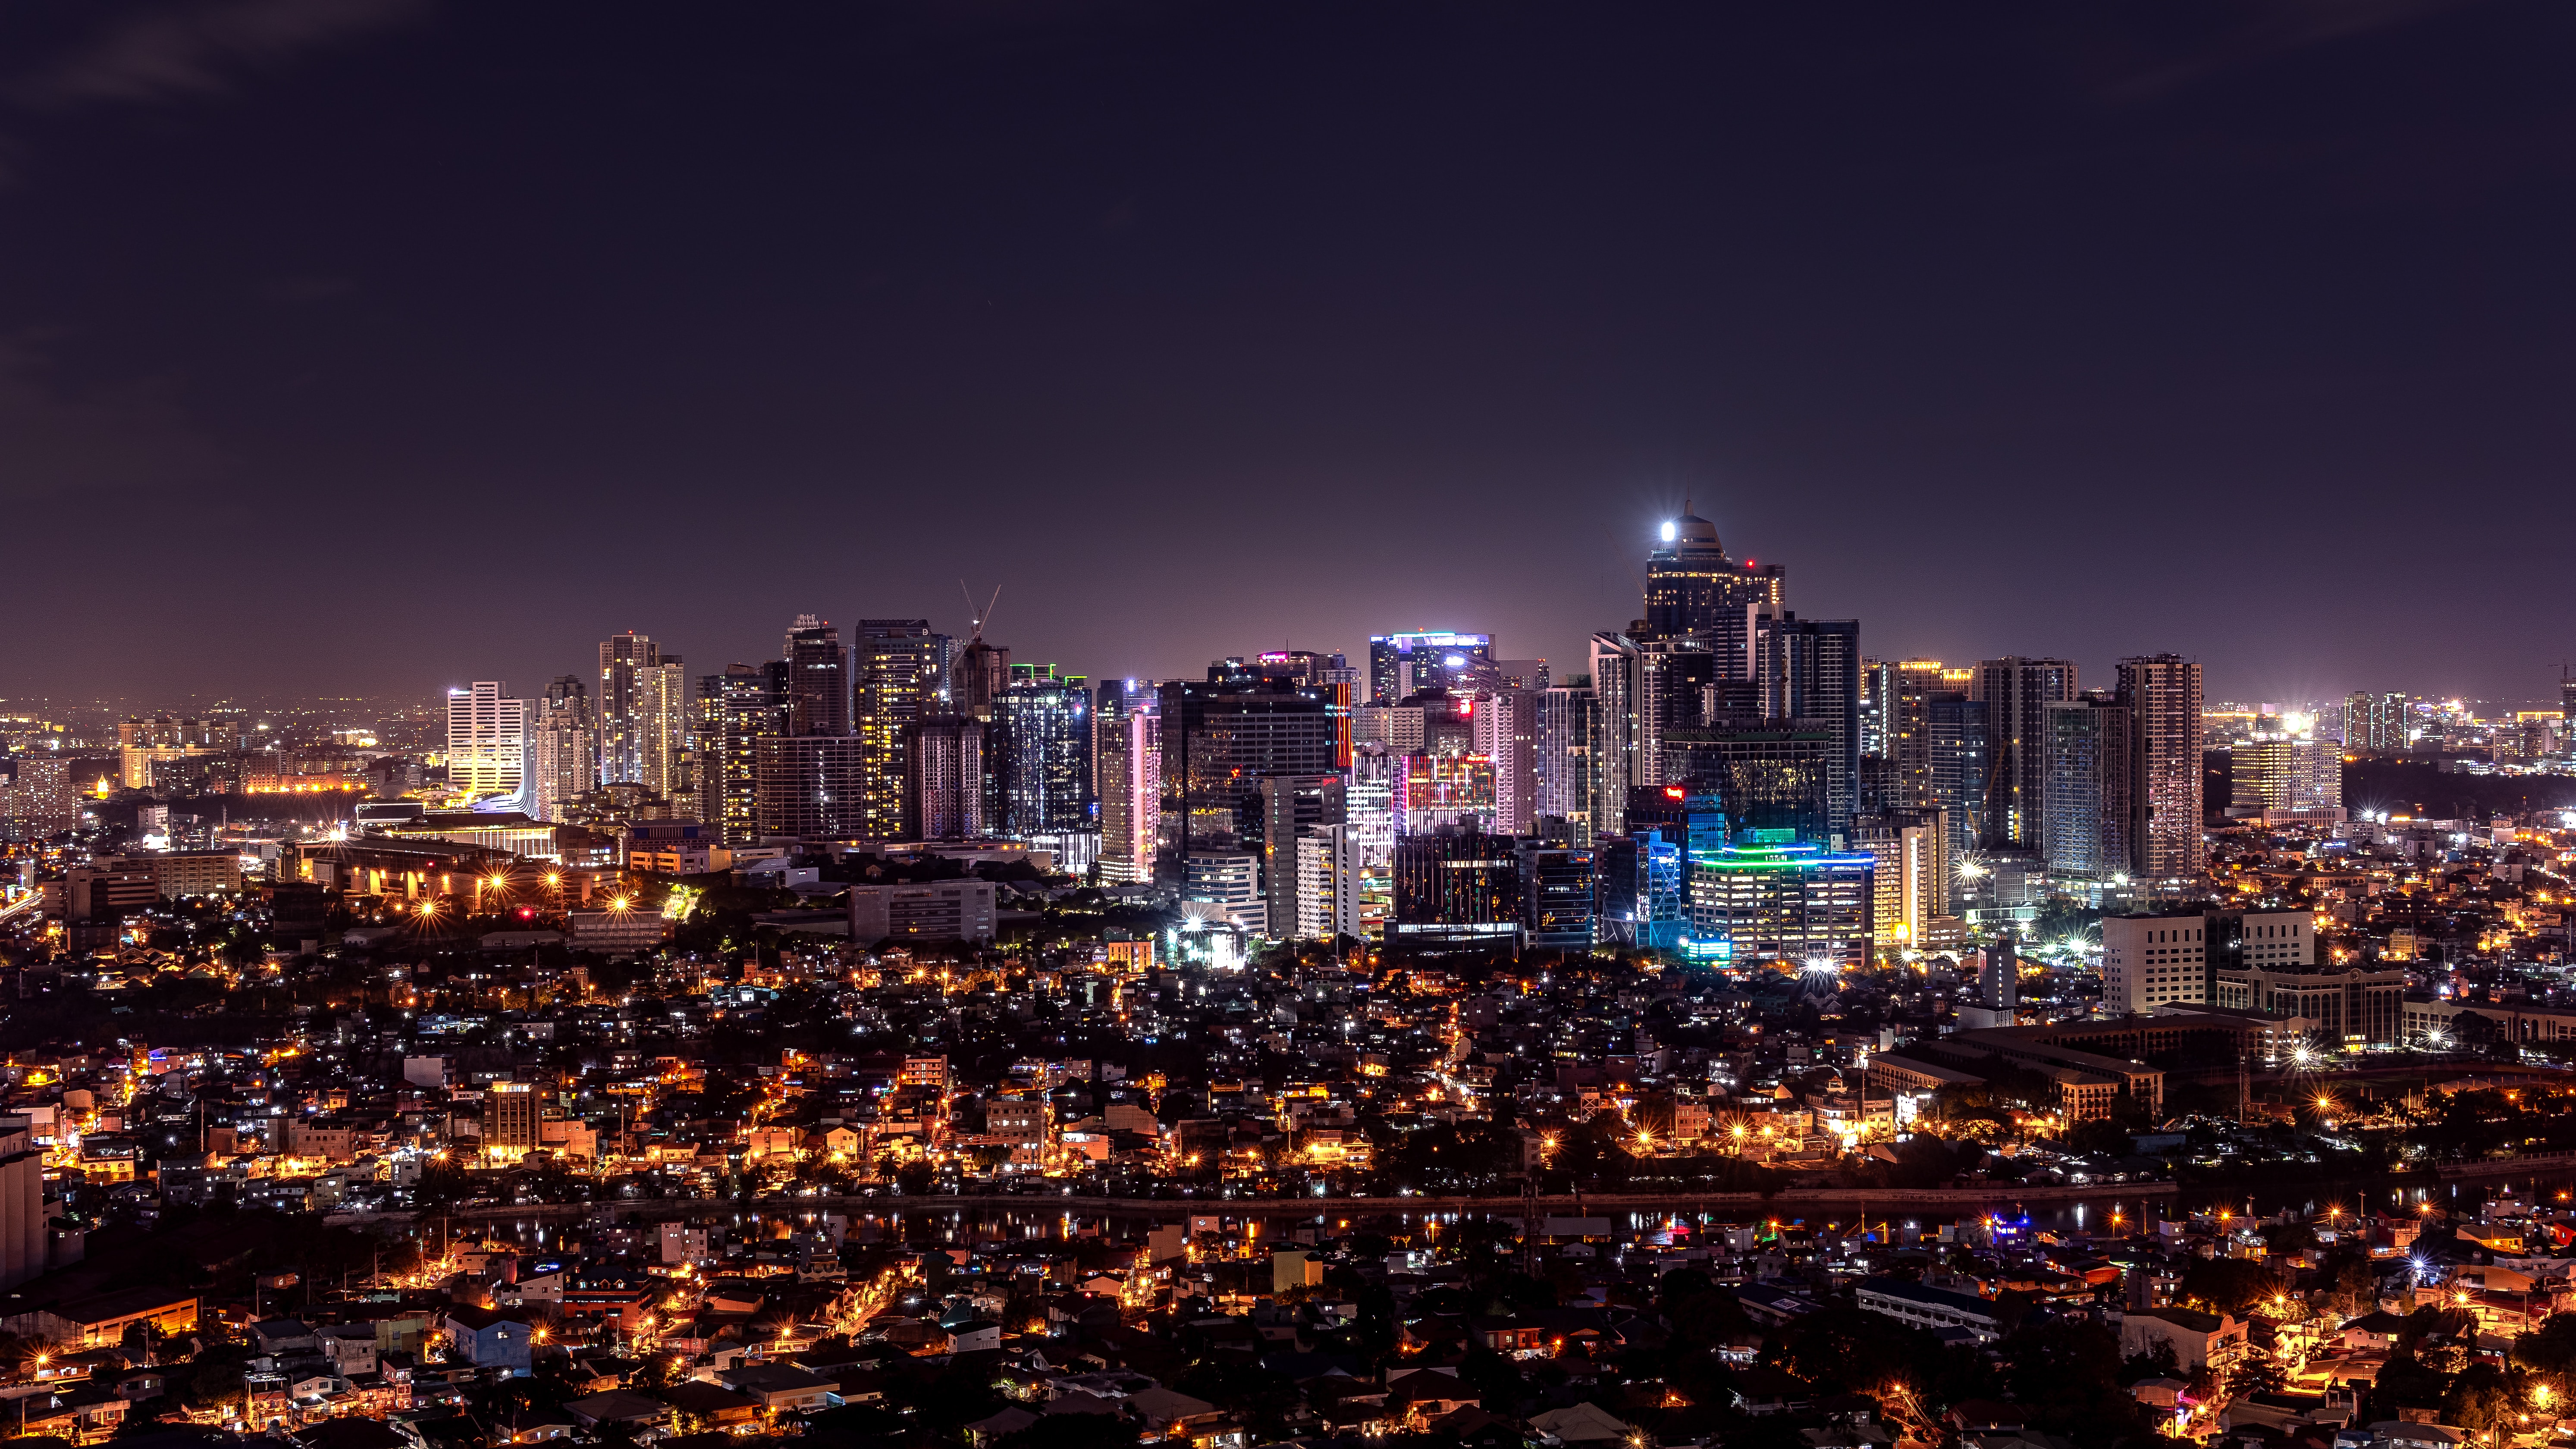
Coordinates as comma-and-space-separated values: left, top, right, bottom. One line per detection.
2179, 1258, 2281, 1317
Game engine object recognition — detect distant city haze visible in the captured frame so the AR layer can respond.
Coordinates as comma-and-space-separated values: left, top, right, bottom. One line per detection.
0, 5, 2567, 703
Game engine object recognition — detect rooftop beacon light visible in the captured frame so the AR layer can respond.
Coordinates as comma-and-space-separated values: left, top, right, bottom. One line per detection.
1660, 520, 1677, 543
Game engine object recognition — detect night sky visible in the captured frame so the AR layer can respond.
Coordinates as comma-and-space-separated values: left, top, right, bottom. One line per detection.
3, 2, 2570, 708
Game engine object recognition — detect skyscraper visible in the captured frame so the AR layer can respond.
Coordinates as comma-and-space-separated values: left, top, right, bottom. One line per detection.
1850, 808, 1948, 950
1470, 688, 1538, 835
783, 615, 850, 737
1639, 505, 1785, 676
2342, 691, 2410, 754
1258, 774, 1346, 937
0, 754, 77, 839
1861, 659, 1949, 812
1968, 656, 2079, 849
2118, 653, 2205, 881
2231, 736, 2341, 814
1295, 823, 1362, 942
701, 662, 788, 845
637, 655, 690, 802
1535, 683, 1595, 831
445, 682, 528, 808
2040, 692, 2134, 883
1753, 612, 1861, 841
529, 675, 595, 822
1156, 671, 1336, 856
1368, 632, 1495, 702
1925, 695, 1989, 887
1684, 835, 1874, 969
989, 665, 1091, 836
1097, 704, 1161, 884
1587, 633, 1639, 834
754, 735, 867, 839
905, 716, 985, 840
856, 620, 952, 839
598, 631, 661, 788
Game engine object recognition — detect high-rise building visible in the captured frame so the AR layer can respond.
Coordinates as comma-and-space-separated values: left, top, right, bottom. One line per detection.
856, 621, 952, 839
1633, 639, 1719, 791
1862, 659, 1950, 812
1536, 684, 1595, 831
1156, 671, 1336, 856
700, 662, 788, 845
1516, 839, 1597, 950
2040, 693, 2134, 884
1968, 657, 2079, 849
529, 675, 596, 822
598, 631, 661, 788
1256, 774, 1345, 938
783, 615, 850, 738
951, 637, 1010, 721
1661, 721, 1836, 844
2117, 654, 2204, 881
1183, 851, 1265, 935
1638, 506, 1785, 679
1753, 612, 1861, 841
1851, 807, 1948, 950
1587, 633, 1639, 834
116, 716, 222, 789
754, 735, 867, 840
1389, 822, 1522, 952
1295, 824, 1362, 942
0, 754, 77, 838
987, 665, 1091, 836
1685, 833, 1874, 969
1393, 753, 1497, 836
1368, 632, 1494, 702
1470, 688, 1538, 836
1927, 695, 1990, 882
2231, 735, 2341, 814
637, 656, 690, 802
1096, 700, 1161, 884
904, 717, 985, 840
2341, 691, 2410, 754
445, 682, 528, 808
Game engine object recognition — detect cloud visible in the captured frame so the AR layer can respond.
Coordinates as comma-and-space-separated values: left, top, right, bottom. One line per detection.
7, 0, 428, 111
0, 338, 221, 503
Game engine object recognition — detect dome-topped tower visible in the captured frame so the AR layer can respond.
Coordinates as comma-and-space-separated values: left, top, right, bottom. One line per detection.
1639, 496, 1784, 655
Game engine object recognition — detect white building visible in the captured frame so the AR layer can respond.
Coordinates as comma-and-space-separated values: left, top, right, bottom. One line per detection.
1471, 689, 1538, 836
1182, 851, 1264, 935
1295, 824, 1361, 941
446, 683, 528, 807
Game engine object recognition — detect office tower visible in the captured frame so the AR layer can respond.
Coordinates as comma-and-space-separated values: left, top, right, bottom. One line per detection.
1753, 612, 1861, 841
1517, 839, 1597, 950
1968, 657, 2079, 849
1345, 747, 1397, 868
1257, 775, 1345, 937
700, 663, 788, 845
1587, 633, 1640, 834
1470, 688, 1538, 835
445, 682, 528, 808
1851, 807, 1948, 950
1368, 632, 1495, 702
2117, 654, 2204, 881
1685, 835, 1875, 969
529, 675, 596, 822
1389, 823, 1522, 951
1097, 705, 1161, 884
1638, 505, 1785, 677
988, 665, 1090, 837
2040, 693, 2134, 883
1183, 851, 1265, 934
1535, 684, 1594, 831
2342, 691, 2410, 755
753, 735, 868, 839
2232, 736, 2341, 813
0, 754, 77, 838
1633, 640, 1719, 791
1295, 824, 1362, 942
1661, 721, 1836, 844
783, 615, 850, 737
1156, 671, 1336, 857
857, 621, 952, 839
598, 631, 661, 787
904, 717, 985, 840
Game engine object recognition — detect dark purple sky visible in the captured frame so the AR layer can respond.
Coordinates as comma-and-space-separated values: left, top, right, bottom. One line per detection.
3, 1, 2570, 709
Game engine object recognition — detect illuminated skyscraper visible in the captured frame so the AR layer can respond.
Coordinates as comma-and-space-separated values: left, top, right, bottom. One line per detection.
1368, 632, 1494, 702
1753, 612, 1861, 841
1926, 695, 1989, 884
2231, 735, 2341, 814
1470, 688, 1538, 835
2040, 692, 2134, 882
990, 665, 1090, 835
445, 682, 528, 808
1639, 504, 1785, 674
700, 662, 787, 845
1258, 774, 1345, 936
635, 656, 690, 802
2342, 691, 2410, 754
0, 754, 77, 838
783, 615, 849, 737
529, 675, 595, 822
856, 620, 952, 839
1850, 808, 1948, 950
598, 631, 662, 787
1156, 671, 1335, 855
1587, 633, 1639, 834
1685, 834, 1874, 969
754, 735, 867, 839
1535, 684, 1595, 831
1968, 656, 2079, 849
2118, 653, 2204, 881
1097, 704, 1161, 884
